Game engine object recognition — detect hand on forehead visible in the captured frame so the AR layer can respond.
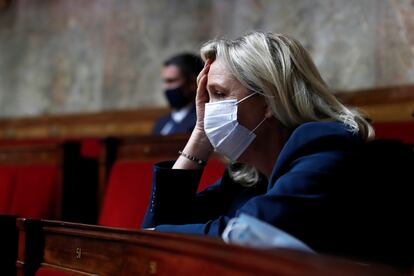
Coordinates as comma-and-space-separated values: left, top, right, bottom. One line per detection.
207, 59, 249, 99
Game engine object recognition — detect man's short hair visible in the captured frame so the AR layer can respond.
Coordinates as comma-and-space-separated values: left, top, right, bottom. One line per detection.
164, 53, 203, 80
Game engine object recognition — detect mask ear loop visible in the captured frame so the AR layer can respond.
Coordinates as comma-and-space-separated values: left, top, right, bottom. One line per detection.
251, 117, 267, 134
234, 91, 266, 134
236, 92, 258, 105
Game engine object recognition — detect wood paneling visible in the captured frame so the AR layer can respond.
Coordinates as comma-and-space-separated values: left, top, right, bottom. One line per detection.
336, 86, 414, 106
0, 108, 167, 141
0, 144, 62, 165
112, 134, 190, 161
0, 85, 413, 141
336, 85, 414, 122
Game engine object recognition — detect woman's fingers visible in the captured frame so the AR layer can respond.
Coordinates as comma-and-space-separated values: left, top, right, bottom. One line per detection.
196, 66, 206, 85
197, 59, 212, 85
197, 74, 208, 100
196, 74, 209, 106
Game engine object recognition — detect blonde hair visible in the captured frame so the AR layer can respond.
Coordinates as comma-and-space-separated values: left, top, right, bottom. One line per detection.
200, 32, 374, 186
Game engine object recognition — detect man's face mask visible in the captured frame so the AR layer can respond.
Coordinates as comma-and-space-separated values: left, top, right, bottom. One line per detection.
204, 92, 266, 161
164, 86, 189, 109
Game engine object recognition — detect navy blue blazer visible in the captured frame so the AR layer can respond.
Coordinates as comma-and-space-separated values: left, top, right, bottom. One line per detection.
152, 105, 196, 135
142, 121, 413, 265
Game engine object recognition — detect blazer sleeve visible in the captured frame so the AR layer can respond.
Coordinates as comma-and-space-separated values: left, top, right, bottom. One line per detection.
146, 150, 351, 239
141, 161, 240, 229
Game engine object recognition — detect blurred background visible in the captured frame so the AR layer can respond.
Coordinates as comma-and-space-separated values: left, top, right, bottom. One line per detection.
0, 0, 413, 118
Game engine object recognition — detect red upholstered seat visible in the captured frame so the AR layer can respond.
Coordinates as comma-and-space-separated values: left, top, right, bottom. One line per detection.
99, 159, 225, 229
198, 159, 226, 192
10, 165, 59, 219
99, 161, 153, 229
373, 122, 414, 143
80, 138, 102, 159
0, 166, 16, 213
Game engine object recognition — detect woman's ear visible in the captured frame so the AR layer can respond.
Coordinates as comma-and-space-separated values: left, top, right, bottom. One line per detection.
264, 103, 273, 119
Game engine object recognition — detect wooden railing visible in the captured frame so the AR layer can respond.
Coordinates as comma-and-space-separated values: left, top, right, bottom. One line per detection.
13, 217, 406, 276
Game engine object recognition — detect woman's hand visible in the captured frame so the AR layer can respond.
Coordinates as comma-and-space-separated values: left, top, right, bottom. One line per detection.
172, 60, 214, 170
194, 60, 212, 133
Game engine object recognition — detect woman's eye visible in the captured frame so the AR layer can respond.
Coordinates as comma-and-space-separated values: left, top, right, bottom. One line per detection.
215, 91, 225, 98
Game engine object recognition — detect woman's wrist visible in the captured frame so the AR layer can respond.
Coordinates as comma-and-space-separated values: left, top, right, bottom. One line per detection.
173, 129, 213, 169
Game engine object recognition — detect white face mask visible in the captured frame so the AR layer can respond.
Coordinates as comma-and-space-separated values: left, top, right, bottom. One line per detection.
204, 92, 266, 161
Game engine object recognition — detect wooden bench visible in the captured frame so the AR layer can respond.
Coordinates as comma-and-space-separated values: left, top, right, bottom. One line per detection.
15, 218, 406, 276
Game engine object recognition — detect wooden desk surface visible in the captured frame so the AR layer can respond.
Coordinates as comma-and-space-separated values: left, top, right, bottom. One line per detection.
16, 219, 406, 276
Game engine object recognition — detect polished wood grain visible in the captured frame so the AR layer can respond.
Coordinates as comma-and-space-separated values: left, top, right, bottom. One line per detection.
15, 218, 406, 276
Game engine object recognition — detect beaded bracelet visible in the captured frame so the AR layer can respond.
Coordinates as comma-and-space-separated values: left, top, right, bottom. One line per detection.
178, 150, 206, 166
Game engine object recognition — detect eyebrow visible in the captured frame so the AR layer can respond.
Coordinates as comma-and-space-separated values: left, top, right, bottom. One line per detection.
207, 83, 227, 92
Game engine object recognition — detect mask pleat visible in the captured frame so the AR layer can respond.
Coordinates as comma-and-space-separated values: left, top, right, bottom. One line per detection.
204, 95, 260, 161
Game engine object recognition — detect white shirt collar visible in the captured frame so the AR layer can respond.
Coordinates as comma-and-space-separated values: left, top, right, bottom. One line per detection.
171, 104, 193, 123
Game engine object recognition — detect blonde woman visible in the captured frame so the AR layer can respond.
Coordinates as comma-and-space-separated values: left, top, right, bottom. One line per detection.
142, 32, 402, 263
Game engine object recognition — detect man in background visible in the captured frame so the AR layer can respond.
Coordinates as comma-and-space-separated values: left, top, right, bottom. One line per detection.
152, 53, 203, 135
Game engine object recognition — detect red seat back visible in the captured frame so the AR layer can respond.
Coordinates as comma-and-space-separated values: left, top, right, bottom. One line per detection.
0, 166, 16, 213
10, 165, 59, 219
99, 159, 226, 229
99, 161, 153, 229
198, 159, 226, 192
373, 122, 414, 143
